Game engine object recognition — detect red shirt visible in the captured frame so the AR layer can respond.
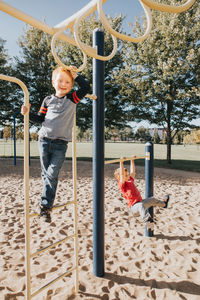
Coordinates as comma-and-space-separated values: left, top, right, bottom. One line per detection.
118, 176, 142, 207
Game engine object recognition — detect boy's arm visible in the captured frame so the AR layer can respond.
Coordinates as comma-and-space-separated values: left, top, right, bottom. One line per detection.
119, 158, 126, 184
21, 100, 46, 124
68, 75, 90, 103
29, 111, 45, 123
130, 157, 136, 179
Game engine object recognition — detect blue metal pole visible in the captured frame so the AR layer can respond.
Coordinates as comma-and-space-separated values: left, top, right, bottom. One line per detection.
93, 28, 105, 277
145, 141, 154, 237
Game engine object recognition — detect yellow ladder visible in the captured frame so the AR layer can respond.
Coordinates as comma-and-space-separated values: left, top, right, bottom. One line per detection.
26, 117, 79, 299
0, 74, 79, 299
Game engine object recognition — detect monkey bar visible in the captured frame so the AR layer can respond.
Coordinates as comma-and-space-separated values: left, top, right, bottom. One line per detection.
140, 0, 196, 13
0, 0, 112, 62
105, 153, 150, 165
97, 0, 152, 43
97, 0, 196, 44
0, 0, 196, 66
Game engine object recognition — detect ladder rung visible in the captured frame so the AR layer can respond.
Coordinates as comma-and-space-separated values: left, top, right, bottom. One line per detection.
29, 201, 75, 218
31, 234, 76, 258
31, 266, 77, 298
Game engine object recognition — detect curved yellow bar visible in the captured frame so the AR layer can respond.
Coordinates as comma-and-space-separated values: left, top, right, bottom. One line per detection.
0, 74, 30, 299
73, 5, 118, 61
97, 0, 152, 43
140, 0, 196, 13
51, 25, 88, 72
0, 74, 29, 104
0, 0, 105, 60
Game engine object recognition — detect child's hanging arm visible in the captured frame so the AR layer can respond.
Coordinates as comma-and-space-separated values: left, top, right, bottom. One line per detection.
119, 158, 126, 184
130, 156, 136, 179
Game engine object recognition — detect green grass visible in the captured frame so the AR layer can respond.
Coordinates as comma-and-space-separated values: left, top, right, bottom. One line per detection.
0, 140, 200, 172
132, 159, 200, 172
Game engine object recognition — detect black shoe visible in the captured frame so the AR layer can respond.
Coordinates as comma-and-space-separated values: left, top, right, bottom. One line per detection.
164, 195, 170, 208
40, 206, 51, 223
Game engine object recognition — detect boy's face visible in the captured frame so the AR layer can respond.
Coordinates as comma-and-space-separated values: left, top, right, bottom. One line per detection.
52, 71, 73, 98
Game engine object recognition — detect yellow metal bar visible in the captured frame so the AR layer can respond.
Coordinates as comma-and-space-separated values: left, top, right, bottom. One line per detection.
140, 0, 196, 13
31, 234, 75, 258
72, 114, 79, 293
0, 0, 96, 56
31, 267, 76, 298
73, 2, 118, 61
54, 0, 108, 29
29, 200, 75, 218
0, 74, 31, 300
97, 0, 152, 43
51, 27, 88, 72
105, 153, 150, 165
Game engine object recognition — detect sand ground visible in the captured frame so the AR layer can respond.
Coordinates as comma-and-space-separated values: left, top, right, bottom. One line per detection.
0, 158, 200, 300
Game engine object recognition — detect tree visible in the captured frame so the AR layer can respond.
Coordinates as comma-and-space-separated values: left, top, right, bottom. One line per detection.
16, 127, 24, 140
76, 127, 84, 142
173, 131, 183, 144
184, 129, 200, 144
14, 26, 56, 119
120, 126, 133, 141
134, 127, 151, 142
116, 0, 200, 163
105, 127, 111, 140
0, 38, 16, 126
110, 127, 120, 141
30, 132, 38, 141
153, 131, 161, 144
193, 130, 200, 144
3, 126, 12, 140
84, 129, 92, 141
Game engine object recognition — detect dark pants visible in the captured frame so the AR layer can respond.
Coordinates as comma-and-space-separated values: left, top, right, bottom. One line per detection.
38, 137, 68, 208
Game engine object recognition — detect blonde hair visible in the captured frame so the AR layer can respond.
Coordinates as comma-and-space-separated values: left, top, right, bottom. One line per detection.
52, 66, 74, 85
114, 168, 128, 180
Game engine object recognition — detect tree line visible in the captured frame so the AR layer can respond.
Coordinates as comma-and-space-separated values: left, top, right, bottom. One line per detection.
2, 125, 200, 146
0, 1, 199, 163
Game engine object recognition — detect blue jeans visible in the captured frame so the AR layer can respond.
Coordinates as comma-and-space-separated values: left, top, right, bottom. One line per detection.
38, 137, 68, 209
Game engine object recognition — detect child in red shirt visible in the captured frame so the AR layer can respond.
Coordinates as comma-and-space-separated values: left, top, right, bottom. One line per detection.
114, 157, 169, 229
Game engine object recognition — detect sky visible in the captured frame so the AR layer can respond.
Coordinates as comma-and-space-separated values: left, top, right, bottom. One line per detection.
0, 0, 143, 57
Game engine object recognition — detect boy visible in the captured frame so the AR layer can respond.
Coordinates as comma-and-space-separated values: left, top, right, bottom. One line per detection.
21, 66, 90, 222
114, 157, 169, 230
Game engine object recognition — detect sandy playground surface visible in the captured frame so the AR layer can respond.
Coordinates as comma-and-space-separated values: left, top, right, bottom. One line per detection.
0, 158, 200, 300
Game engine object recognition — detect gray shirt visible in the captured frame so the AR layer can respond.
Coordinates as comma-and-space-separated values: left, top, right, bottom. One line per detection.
30, 75, 90, 141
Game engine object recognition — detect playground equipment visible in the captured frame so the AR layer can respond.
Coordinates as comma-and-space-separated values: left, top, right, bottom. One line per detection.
97, 0, 152, 43
105, 153, 150, 164
13, 111, 31, 166
93, 140, 154, 276
0, 74, 31, 297
0, 0, 197, 297
140, 0, 195, 13
0, 0, 196, 64
0, 72, 79, 298
27, 118, 79, 299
